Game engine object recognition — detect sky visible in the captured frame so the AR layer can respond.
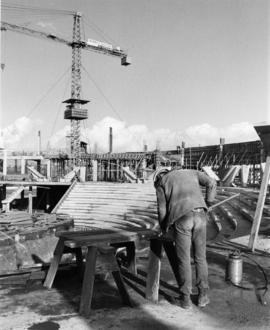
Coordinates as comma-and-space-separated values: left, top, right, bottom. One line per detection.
0, 0, 269, 153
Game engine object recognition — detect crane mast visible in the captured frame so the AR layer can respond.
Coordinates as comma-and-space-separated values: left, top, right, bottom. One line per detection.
63, 12, 88, 161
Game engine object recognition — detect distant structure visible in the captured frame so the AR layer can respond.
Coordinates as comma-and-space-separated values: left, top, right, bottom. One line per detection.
109, 127, 113, 153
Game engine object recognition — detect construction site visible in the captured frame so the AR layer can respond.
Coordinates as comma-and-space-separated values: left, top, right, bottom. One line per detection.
0, 2, 270, 330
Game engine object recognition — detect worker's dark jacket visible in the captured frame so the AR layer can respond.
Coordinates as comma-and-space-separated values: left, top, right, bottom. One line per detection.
155, 169, 216, 231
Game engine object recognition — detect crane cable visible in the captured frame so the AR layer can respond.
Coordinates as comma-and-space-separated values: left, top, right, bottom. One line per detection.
46, 67, 71, 151
1, 3, 75, 16
82, 15, 119, 46
81, 64, 143, 150
26, 66, 70, 118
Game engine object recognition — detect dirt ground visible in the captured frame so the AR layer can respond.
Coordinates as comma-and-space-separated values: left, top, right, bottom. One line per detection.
0, 232, 270, 330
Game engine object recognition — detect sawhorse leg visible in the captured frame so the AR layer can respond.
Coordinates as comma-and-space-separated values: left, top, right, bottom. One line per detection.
125, 242, 136, 274
79, 246, 98, 317
43, 238, 65, 289
145, 239, 163, 302
79, 245, 133, 316
99, 246, 133, 307
112, 270, 133, 306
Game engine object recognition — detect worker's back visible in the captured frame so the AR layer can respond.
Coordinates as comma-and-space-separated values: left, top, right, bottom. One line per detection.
158, 169, 216, 226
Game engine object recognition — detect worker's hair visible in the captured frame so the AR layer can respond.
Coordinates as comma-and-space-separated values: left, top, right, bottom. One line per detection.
153, 168, 170, 187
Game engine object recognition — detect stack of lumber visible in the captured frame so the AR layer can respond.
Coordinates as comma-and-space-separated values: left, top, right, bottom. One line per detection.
0, 212, 73, 246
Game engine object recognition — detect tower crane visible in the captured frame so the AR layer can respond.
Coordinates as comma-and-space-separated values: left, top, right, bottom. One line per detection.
1, 12, 131, 161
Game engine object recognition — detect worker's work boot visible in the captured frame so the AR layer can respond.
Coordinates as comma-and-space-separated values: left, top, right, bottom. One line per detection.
198, 289, 210, 308
179, 293, 192, 309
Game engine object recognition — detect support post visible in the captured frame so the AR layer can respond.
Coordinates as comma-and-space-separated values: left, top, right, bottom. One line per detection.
0, 184, 6, 210
146, 239, 163, 302
240, 165, 250, 187
79, 246, 97, 316
248, 156, 270, 251
79, 166, 86, 182
116, 159, 119, 181
21, 158, 25, 175
46, 159, 51, 180
91, 160, 98, 182
28, 186, 33, 214
43, 238, 65, 289
2, 149, 7, 176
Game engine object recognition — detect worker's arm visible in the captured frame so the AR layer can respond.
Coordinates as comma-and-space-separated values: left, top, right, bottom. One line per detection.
197, 171, 217, 206
155, 185, 168, 232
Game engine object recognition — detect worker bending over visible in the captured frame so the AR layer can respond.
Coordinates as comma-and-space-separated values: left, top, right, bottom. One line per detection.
154, 168, 216, 309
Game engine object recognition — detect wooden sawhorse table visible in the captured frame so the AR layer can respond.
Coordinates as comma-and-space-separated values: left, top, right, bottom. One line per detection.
43, 228, 158, 316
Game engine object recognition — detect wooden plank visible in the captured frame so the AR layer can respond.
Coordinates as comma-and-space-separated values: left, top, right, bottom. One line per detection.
72, 218, 150, 226
248, 155, 270, 251
63, 232, 138, 245
61, 208, 157, 215
1, 186, 25, 204
79, 246, 97, 316
43, 238, 65, 289
28, 186, 33, 215
145, 239, 163, 302
63, 231, 157, 249
27, 166, 47, 180
59, 227, 156, 237
62, 215, 157, 226
0, 181, 71, 186
58, 200, 157, 207
59, 228, 157, 241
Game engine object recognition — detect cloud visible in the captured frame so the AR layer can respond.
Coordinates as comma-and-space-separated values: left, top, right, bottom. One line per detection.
185, 123, 219, 146
80, 117, 259, 152
36, 21, 57, 32
1, 117, 34, 148
184, 122, 258, 146
220, 122, 259, 143
2, 116, 260, 152
48, 125, 70, 149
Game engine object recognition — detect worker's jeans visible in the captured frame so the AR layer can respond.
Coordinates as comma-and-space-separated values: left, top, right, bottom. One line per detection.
173, 209, 209, 295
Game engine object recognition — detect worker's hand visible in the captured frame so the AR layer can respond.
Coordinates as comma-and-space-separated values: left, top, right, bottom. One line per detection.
206, 200, 215, 208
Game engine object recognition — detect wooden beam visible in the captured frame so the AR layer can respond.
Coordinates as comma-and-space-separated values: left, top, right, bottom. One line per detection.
79, 246, 97, 316
28, 186, 33, 215
43, 238, 65, 289
145, 239, 163, 302
248, 155, 270, 251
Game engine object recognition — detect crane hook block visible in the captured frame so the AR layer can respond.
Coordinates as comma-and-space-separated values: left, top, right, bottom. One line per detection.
121, 56, 131, 66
